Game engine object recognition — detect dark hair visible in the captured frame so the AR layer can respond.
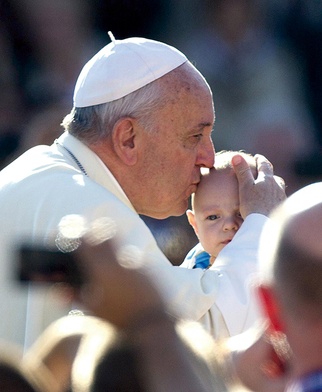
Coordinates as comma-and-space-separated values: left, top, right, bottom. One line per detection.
90, 340, 144, 392
0, 361, 40, 392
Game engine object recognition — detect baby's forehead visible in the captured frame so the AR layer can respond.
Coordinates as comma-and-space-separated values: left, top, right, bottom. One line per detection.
196, 167, 236, 196
200, 166, 235, 183
191, 167, 238, 209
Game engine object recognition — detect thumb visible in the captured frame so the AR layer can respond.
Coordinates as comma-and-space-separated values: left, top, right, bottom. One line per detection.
231, 154, 254, 186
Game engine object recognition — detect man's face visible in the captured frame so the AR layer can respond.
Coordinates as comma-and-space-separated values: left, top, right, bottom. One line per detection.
137, 75, 215, 218
189, 169, 243, 258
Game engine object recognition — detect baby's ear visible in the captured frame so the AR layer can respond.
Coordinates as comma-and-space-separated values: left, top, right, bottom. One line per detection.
186, 210, 198, 234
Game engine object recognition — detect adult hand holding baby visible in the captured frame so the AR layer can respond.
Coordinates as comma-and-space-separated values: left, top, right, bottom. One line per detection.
232, 153, 286, 218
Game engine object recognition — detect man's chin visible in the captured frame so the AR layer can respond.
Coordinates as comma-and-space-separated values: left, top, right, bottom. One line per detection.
172, 199, 190, 217
155, 206, 188, 220
142, 199, 189, 219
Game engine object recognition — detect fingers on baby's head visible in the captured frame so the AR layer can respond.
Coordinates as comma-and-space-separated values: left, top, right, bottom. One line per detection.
214, 150, 257, 177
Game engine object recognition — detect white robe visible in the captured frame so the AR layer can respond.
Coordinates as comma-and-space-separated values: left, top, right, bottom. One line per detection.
0, 131, 264, 347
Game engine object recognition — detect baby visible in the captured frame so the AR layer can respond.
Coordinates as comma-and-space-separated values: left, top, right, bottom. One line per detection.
182, 150, 257, 269
181, 151, 265, 339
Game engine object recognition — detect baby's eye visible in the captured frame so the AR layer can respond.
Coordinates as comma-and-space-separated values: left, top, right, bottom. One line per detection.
206, 214, 219, 221
236, 212, 243, 218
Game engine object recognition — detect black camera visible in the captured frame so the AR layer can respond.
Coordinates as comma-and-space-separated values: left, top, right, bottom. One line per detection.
17, 244, 85, 287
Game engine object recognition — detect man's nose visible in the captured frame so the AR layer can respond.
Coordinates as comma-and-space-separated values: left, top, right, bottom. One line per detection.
196, 137, 215, 168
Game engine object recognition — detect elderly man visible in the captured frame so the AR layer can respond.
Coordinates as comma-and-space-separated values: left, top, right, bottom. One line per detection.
0, 34, 285, 347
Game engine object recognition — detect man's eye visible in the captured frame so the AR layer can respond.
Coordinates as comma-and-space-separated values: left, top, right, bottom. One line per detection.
193, 134, 203, 141
207, 215, 219, 221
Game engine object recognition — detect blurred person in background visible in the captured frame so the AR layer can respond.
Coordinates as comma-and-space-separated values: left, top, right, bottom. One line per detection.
0, 237, 230, 392
233, 182, 322, 391
0, 0, 99, 169
257, 182, 322, 391
263, 0, 322, 180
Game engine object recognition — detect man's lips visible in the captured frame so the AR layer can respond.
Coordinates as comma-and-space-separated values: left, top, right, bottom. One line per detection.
192, 178, 200, 186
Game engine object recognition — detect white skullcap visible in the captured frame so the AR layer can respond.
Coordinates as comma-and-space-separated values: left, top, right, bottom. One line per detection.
73, 33, 187, 107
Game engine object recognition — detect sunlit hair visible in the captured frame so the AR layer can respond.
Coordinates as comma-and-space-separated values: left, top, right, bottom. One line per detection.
214, 150, 257, 173
61, 78, 169, 144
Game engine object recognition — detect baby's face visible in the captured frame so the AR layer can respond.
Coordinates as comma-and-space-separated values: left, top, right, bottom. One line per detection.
191, 168, 243, 258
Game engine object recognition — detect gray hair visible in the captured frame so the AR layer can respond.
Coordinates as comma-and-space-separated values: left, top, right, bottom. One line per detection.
61, 77, 169, 145
61, 61, 209, 145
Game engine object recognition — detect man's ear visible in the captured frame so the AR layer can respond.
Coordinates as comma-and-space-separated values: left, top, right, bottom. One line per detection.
186, 210, 198, 236
257, 285, 284, 332
112, 118, 138, 165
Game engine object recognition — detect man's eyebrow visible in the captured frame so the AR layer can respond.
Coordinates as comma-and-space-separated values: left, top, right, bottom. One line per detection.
198, 122, 214, 129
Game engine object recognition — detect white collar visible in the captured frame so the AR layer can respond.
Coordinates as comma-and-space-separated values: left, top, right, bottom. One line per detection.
56, 132, 135, 212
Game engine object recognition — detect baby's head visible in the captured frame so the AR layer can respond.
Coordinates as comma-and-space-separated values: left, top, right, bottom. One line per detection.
187, 151, 257, 263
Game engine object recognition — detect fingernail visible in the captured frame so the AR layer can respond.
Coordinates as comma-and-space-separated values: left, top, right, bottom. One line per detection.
232, 155, 242, 165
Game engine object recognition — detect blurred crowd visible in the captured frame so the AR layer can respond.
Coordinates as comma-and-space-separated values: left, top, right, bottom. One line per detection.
1, 0, 322, 263
0, 0, 168, 165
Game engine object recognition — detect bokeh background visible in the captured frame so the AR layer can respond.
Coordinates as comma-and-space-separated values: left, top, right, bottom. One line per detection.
1, 0, 322, 264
